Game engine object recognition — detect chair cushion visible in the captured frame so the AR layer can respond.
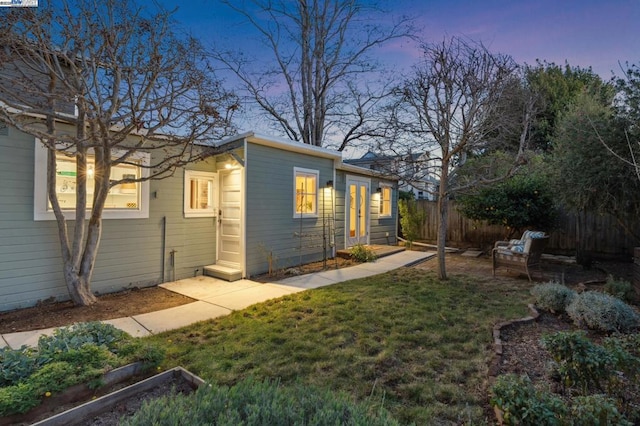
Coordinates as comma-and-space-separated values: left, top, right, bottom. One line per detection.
522, 230, 546, 240
511, 244, 525, 253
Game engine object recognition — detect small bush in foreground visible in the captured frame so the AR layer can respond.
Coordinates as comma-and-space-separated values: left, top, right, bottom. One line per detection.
491, 374, 634, 425
570, 395, 632, 426
541, 331, 614, 393
122, 377, 398, 426
531, 282, 577, 313
490, 374, 565, 425
566, 291, 640, 333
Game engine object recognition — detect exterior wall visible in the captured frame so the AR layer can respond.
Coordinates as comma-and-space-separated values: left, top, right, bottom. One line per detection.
244, 142, 335, 277
0, 126, 217, 312
334, 169, 398, 250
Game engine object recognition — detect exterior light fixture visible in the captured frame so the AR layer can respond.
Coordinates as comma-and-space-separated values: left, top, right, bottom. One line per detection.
376, 187, 382, 193
326, 180, 333, 188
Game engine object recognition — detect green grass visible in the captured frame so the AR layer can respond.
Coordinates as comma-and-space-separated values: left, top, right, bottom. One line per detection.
147, 267, 533, 424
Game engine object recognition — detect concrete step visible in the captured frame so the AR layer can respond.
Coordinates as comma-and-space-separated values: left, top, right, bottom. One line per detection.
204, 264, 242, 282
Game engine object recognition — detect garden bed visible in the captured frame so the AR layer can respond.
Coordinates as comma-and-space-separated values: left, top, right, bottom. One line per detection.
33, 367, 203, 426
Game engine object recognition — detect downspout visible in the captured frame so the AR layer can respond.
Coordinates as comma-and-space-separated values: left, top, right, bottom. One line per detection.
161, 216, 166, 282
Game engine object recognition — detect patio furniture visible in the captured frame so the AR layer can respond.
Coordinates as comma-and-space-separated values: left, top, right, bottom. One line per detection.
492, 231, 549, 282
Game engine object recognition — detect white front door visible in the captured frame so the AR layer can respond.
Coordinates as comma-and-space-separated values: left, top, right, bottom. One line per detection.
346, 176, 370, 247
217, 169, 242, 268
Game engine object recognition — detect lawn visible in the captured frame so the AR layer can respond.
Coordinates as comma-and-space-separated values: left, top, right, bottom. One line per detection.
146, 267, 534, 424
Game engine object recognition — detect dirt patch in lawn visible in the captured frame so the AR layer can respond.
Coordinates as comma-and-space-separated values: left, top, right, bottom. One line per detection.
0, 251, 634, 335
0, 287, 195, 334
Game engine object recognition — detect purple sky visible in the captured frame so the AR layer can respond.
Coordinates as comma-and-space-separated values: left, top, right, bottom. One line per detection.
162, 0, 639, 79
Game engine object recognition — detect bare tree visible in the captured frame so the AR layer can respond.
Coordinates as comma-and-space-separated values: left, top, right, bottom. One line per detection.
213, 0, 413, 149
0, 0, 238, 306
392, 37, 521, 279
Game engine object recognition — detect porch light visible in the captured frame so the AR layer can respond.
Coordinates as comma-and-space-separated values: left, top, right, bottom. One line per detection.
225, 163, 233, 169
87, 165, 94, 177
376, 187, 382, 193
326, 180, 333, 188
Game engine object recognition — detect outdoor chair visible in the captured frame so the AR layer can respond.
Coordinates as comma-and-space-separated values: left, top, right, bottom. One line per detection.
492, 230, 549, 282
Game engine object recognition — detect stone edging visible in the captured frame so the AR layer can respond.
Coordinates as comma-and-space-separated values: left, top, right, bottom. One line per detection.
488, 304, 540, 425
488, 303, 540, 381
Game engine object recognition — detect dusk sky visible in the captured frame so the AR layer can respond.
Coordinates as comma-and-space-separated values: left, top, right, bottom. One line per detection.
160, 0, 639, 79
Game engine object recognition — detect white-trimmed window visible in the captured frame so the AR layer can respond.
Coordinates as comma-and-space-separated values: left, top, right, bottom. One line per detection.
293, 167, 318, 217
184, 170, 217, 218
379, 185, 392, 217
34, 140, 150, 220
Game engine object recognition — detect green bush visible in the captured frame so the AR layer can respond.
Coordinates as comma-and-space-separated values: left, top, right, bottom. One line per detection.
122, 377, 399, 426
398, 198, 425, 246
0, 346, 40, 387
350, 244, 377, 263
566, 291, 640, 333
456, 172, 557, 231
570, 395, 632, 426
531, 282, 577, 313
0, 382, 38, 417
490, 374, 566, 425
0, 322, 164, 417
604, 275, 634, 303
541, 331, 615, 393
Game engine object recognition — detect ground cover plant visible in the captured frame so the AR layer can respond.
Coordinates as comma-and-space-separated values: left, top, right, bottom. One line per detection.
147, 268, 533, 424
123, 377, 399, 426
0, 322, 163, 417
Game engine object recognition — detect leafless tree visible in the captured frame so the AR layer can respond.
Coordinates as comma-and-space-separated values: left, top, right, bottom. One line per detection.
213, 0, 413, 150
391, 37, 524, 279
0, 0, 238, 306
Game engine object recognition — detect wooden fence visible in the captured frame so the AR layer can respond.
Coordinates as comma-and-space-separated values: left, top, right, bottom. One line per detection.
415, 200, 640, 260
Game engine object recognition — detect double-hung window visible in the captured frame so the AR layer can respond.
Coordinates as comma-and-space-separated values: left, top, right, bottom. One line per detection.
293, 167, 318, 217
34, 141, 150, 220
184, 170, 217, 218
379, 185, 392, 218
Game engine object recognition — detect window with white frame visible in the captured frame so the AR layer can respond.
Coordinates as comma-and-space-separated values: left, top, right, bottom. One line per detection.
34, 141, 150, 220
184, 170, 217, 218
293, 167, 318, 217
379, 185, 392, 217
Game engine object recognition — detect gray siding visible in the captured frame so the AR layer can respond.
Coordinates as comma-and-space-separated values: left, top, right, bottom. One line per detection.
244, 143, 335, 277
0, 127, 216, 312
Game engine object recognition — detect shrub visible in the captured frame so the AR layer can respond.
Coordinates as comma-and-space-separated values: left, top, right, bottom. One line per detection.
0, 322, 164, 416
570, 395, 632, 426
456, 172, 557, 231
541, 331, 615, 393
122, 377, 399, 426
398, 198, 425, 246
531, 282, 577, 313
0, 382, 38, 417
490, 374, 566, 425
0, 346, 39, 387
604, 275, 634, 303
350, 244, 377, 263
566, 291, 640, 333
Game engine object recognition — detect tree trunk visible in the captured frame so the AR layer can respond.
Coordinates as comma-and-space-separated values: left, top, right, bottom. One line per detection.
436, 161, 449, 280
63, 263, 97, 306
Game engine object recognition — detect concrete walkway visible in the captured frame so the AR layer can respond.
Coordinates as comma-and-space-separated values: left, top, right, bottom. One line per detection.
0, 251, 435, 349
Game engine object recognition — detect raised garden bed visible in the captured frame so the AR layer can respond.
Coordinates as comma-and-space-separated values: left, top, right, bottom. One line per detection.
1, 365, 203, 426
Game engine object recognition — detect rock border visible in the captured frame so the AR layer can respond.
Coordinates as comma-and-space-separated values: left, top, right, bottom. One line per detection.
487, 304, 540, 425
488, 303, 540, 380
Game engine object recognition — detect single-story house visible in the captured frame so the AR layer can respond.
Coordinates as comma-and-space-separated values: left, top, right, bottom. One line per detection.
0, 127, 399, 312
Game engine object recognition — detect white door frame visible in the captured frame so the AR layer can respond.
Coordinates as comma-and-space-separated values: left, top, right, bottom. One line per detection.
345, 175, 371, 247
216, 168, 244, 272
